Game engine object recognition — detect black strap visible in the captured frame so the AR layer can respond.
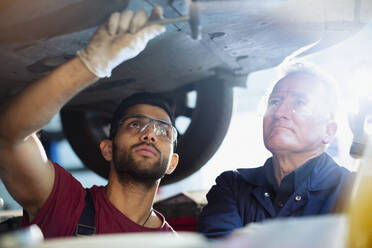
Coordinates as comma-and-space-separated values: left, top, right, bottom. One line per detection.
0, 216, 23, 234
75, 190, 96, 236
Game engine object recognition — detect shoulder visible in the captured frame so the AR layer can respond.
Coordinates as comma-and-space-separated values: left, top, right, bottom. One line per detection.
23, 163, 86, 237
51, 162, 86, 196
318, 154, 353, 177
52, 162, 81, 182
216, 166, 266, 186
86, 185, 107, 208
87, 185, 105, 196
310, 154, 354, 190
206, 166, 266, 201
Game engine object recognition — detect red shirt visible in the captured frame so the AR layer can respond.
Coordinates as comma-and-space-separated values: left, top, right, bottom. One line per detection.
22, 163, 174, 238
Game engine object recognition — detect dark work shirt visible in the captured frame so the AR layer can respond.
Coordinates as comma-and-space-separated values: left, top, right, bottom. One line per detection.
197, 152, 354, 239
264, 156, 319, 213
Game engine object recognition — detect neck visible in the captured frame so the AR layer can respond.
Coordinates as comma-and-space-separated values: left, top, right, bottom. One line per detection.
106, 167, 160, 226
272, 149, 323, 186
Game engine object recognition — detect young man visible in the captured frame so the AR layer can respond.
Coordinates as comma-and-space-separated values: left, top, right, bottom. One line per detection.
0, 7, 179, 238
197, 62, 353, 239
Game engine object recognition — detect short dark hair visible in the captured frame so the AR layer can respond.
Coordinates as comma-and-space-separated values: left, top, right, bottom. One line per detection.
109, 92, 175, 140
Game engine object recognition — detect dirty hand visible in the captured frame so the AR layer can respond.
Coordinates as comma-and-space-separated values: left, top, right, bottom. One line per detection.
77, 6, 165, 78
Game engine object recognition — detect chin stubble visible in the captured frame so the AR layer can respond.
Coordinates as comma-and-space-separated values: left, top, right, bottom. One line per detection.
112, 142, 168, 184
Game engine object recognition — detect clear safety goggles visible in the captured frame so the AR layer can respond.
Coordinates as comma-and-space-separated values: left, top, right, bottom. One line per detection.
118, 114, 177, 143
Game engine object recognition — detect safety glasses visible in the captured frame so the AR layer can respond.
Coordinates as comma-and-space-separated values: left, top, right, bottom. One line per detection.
118, 114, 177, 143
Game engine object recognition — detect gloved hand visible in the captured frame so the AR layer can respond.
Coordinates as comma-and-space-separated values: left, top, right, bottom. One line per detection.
77, 6, 165, 78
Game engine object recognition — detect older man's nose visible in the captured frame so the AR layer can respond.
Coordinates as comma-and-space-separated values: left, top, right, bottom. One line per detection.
273, 101, 292, 119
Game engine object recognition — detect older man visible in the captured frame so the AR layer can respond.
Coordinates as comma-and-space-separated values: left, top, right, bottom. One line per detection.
196, 62, 353, 239
0, 7, 180, 238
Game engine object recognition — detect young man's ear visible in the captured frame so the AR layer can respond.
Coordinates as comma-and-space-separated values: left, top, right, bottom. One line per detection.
322, 121, 338, 144
166, 153, 179, 175
100, 139, 113, 162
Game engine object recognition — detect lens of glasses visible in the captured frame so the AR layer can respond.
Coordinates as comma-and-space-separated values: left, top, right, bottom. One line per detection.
119, 115, 177, 143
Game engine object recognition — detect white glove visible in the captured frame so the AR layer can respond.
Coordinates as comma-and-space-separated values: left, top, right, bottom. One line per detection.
77, 6, 165, 78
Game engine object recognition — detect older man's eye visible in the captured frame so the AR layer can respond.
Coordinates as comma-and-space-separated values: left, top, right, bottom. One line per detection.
295, 99, 307, 106
268, 99, 280, 105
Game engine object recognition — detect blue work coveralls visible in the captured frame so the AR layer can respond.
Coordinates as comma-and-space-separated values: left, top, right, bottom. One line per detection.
197, 153, 353, 239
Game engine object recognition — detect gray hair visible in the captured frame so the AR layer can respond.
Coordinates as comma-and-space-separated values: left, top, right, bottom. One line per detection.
266, 60, 340, 120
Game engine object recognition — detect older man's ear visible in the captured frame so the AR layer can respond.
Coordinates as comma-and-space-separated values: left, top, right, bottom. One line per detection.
322, 121, 338, 145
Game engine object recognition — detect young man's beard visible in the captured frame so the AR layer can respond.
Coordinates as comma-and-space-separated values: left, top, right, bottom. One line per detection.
112, 142, 168, 186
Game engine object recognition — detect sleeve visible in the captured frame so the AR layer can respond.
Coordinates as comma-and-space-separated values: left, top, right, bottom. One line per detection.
196, 170, 243, 239
22, 163, 86, 238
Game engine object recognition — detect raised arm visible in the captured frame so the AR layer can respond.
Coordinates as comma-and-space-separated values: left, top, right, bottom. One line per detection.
0, 7, 165, 219
0, 58, 96, 219
1, 58, 97, 143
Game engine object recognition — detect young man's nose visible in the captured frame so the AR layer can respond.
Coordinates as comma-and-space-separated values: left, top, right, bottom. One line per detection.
140, 123, 158, 143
